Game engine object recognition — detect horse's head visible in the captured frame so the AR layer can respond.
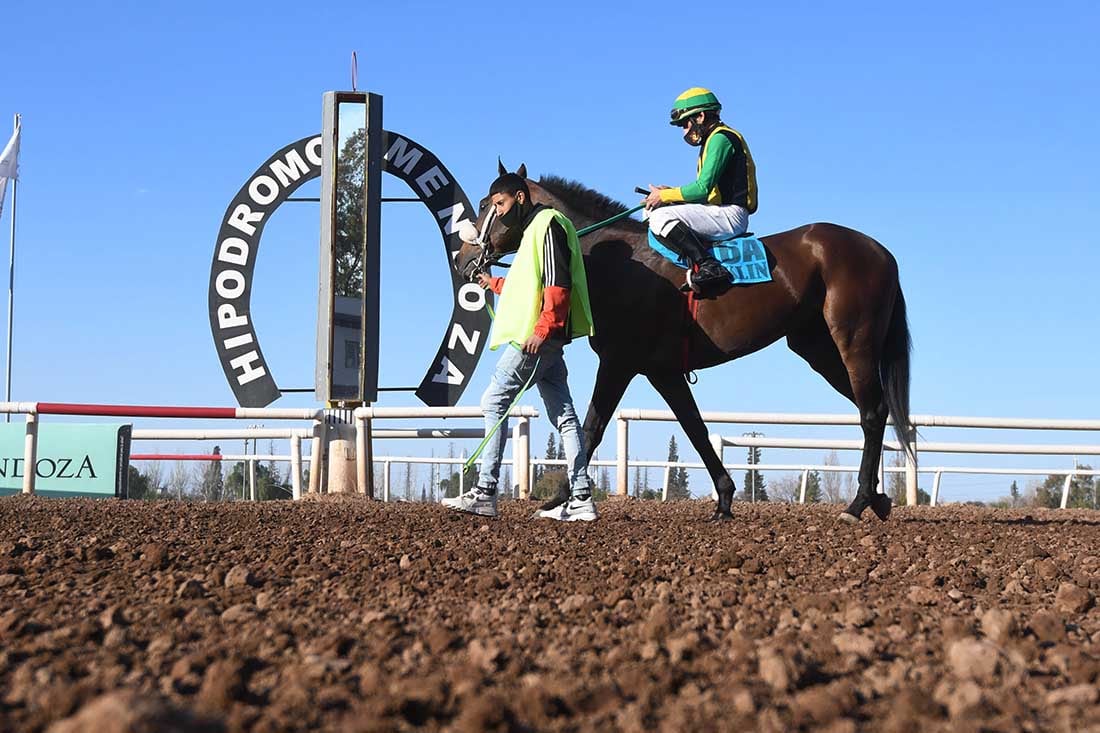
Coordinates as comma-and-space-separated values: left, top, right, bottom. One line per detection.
456, 161, 539, 281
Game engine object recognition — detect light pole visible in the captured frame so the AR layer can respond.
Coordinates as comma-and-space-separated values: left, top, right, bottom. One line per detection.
743, 431, 764, 502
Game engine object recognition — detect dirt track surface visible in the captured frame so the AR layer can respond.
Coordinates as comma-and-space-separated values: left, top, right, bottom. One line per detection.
1, 497, 1098, 732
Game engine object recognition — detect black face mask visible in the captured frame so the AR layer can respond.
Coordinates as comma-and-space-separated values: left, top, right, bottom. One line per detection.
499, 199, 525, 228
682, 121, 704, 147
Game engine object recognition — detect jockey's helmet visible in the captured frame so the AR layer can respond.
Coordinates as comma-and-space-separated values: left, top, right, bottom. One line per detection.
669, 87, 722, 126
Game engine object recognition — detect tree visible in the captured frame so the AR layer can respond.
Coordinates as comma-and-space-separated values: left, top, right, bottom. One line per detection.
887, 451, 907, 506
439, 469, 462, 498
403, 462, 413, 501
199, 446, 225, 501
741, 446, 768, 501
334, 130, 367, 297
821, 451, 845, 503
805, 470, 822, 503
595, 452, 610, 501
225, 461, 288, 501
501, 466, 512, 499
665, 436, 690, 500
533, 470, 567, 500
544, 434, 559, 474
168, 461, 192, 500
127, 465, 158, 500
1009, 480, 1020, 507
769, 474, 801, 503
143, 460, 166, 497
1033, 468, 1095, 509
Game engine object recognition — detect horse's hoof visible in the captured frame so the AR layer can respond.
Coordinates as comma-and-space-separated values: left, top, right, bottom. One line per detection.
870, 495, 893, 521
837, 511, 860, 525
710, 511, 735, 522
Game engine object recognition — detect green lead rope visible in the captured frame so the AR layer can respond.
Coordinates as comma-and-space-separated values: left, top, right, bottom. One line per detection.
462, 301, 540, 477
462, 203, 645, 480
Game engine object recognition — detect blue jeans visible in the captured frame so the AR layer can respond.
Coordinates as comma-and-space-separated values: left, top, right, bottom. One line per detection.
478, 343, 592, 496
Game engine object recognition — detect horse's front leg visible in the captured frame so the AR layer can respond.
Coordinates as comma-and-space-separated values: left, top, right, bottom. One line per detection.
646, 371, 736, 520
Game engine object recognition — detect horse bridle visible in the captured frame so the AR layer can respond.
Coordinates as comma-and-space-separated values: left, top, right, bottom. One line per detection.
462, 207, 510, 281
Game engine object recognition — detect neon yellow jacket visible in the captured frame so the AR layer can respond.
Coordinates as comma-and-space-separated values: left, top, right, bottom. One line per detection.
490, 208, 594, 350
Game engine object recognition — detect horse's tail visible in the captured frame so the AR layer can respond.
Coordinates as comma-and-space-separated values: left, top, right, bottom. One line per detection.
881, 287, 914, 458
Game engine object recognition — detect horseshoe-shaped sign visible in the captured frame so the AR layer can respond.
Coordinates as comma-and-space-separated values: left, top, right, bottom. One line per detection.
209, 133, 491, 408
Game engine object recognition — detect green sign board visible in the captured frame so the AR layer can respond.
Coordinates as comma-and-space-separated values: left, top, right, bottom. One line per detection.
0, 423, 132, 498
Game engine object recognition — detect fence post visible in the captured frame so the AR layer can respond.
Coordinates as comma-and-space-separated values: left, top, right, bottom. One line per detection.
248, 456, 256, 501
22, 413, 37, 495
930, 471, 942, 507
516, 417, 530, 499
709, 433, 723, 501
290, 435, 302, 500
799, 469, 809, 504
355, 413, 369, 496
308, 418, 325, 494
459, 452, 466, 496
662, 465, 672, 501
905, 426, 919, 506
616, 415, 629, 496
878, 452, 886, 494
1061, 474, 1073, 509
383, 461, 391, 502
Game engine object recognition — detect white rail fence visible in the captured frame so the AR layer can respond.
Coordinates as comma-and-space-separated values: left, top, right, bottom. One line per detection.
2, 402, 538, 499
6, 401, 1099, 509
616, 410, 1100, 508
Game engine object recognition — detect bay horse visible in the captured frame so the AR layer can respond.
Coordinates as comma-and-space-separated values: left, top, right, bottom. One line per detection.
458, 163, 913, 522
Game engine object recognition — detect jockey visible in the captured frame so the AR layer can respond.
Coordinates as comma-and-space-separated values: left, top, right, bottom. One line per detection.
643, 87, 758, 297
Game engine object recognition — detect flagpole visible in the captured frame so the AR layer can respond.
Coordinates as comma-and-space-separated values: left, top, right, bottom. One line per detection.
4, 113, 18, 423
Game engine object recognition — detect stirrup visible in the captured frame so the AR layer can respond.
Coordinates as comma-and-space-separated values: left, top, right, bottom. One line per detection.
683, 267, 729, 296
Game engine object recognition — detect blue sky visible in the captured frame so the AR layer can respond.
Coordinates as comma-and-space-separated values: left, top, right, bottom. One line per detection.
2, 0, 1098, 502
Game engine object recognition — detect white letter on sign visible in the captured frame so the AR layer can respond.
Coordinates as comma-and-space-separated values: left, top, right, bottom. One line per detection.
216, 270, 246, 299
384, 137, 423, 175
431, 357, 464, 386
447, 323, 481, 355
306, 137, 323, 166
228, 205, 263, 236
229, 351, 267, 385
248, 175, 279, 206
269, 149, 310, 187
435, 203, 469, 236
217, 304, 249, 329
415, 166, 449, 197
457, 283, 485, 312
218, 237, 249, 266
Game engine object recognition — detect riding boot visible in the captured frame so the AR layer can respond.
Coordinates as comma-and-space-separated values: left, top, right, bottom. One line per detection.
655, 222, 730, 297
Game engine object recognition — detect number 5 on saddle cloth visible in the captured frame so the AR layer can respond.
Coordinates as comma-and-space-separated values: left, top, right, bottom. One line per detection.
647, 230, 773, 285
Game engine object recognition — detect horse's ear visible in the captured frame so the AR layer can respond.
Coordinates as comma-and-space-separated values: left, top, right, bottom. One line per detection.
498, 158, 507, 176
517, 163, 527, 179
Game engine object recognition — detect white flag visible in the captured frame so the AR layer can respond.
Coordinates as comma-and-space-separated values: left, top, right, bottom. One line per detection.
0, 117, 20, 221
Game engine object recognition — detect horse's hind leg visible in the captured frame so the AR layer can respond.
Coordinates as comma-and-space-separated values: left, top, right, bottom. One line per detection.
786, 317, 890, 522
647, 371, 736, 520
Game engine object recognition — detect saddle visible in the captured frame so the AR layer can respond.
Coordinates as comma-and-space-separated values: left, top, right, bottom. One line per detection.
647, 231, 773, 285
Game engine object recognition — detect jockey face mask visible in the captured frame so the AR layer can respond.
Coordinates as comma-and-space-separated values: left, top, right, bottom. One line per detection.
681, 118, 705, 147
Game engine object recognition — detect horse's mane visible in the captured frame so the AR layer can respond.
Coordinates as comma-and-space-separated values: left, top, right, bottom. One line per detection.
538, 175, 646, 232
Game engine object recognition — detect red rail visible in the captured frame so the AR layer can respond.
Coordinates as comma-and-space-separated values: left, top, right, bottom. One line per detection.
130, 454, 223, 461
36, 403, 239, 418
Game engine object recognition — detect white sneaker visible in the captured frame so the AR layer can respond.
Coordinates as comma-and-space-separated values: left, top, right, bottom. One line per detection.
537, 494, 598, 522
441, 488, 498, 517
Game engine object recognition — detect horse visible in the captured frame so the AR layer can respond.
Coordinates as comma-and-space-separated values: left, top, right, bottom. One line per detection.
458, 163, 913, 523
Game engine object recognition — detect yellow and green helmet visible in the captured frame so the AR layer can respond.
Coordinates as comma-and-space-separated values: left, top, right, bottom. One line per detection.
669, 87, 722, 126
